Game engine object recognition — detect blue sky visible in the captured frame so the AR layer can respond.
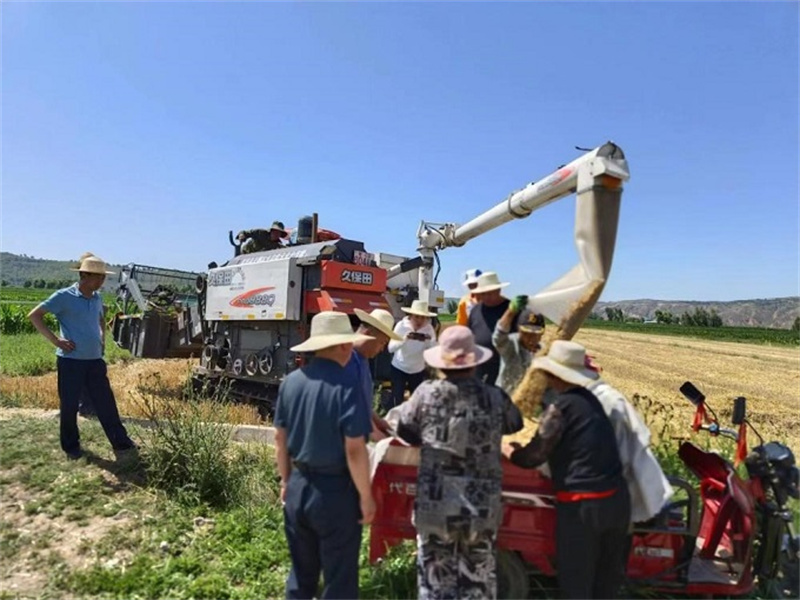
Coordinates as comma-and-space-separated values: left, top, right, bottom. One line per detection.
2, 1, 798, 302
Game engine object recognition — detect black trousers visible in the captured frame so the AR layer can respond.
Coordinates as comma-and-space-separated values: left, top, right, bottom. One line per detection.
386, 365, 426, 410
57, 357, 134, 455
555, 487, 631, 599
283, 469, 362, 599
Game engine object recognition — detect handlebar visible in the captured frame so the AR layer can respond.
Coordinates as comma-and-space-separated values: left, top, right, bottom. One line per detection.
699, 424, 739, 441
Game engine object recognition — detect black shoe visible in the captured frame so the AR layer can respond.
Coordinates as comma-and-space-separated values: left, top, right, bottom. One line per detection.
66, 449, 84, 460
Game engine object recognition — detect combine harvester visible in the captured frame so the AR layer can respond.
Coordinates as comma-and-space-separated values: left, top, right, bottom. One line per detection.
113, 142, 628, 411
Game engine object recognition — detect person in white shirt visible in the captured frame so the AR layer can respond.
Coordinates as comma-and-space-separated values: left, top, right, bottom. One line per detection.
384, 300, 437, 411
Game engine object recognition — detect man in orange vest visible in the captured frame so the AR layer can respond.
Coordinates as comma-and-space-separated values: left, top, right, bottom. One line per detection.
455, 268, 482, 326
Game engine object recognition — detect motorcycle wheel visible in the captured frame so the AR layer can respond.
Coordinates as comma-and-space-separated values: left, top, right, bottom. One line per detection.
497, 550, 529, 600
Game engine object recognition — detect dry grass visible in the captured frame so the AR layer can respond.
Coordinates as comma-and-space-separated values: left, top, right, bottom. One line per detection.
0, 358, 263, 425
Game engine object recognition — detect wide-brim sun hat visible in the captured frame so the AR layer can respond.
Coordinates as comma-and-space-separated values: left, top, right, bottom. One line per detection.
290, 311, 374, 352
423, 325, 492, 370
470, 271, 510, 294
70, 255, 115, 275
354, 308, 403, 341
270, 221, 289, 238
532, 340, 599, 387
462, 268, 483, 287
401, 299, 437, 317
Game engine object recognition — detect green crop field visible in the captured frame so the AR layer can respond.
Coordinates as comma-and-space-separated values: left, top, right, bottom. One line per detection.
0, 286, 117, 305
582, 319, 799, 346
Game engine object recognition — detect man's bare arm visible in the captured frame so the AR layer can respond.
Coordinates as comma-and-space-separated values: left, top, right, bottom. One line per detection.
345, 435, 376, 524
274, 427, 292, 503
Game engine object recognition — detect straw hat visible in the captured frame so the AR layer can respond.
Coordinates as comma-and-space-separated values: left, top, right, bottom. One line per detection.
401, 299, 437, 317
470, 271, 510, 294
270, 221, 289, 238
532, 340, 600, 387
290, 311, 374, 352
71, 255, 115, 275
462, 268, 483, 287
354, 308, 402, 341
423, 325, 492, 370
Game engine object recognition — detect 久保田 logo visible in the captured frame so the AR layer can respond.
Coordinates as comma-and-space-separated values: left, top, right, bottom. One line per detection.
341, 269, 373, 285
230, 287, 277, 308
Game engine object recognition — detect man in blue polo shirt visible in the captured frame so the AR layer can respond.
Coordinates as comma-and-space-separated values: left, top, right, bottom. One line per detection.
348, 308, 402, 440
28, 254, 135, 460
274, 311, 377, 599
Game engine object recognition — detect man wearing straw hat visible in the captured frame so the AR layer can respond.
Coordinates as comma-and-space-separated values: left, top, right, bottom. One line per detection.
396, 325, 523, 600
467, 271, 516, 386
274, 311, 377, 599
492, 296, 546, 396
348, 308, 402, 439
28, 254, 136, 460
503, 340, 630, 599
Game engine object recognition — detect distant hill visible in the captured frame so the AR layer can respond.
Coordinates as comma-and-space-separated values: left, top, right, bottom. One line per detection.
3, 253, 797, 329
0, 252, 124, 290
594, 298, 800, 330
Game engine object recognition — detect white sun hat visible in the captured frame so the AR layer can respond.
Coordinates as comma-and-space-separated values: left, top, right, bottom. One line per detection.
532, 340, 600, 387
354, 308, 403, 341
401, 299, 437, 317
470, 271, 510, 294
70, 255, 115, 275
290, 311, 374, 352
462, 268, 483, 286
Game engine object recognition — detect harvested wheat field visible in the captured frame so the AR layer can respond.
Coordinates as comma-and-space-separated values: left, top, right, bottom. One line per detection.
1, 330, 797, 453
571, 329, 799, 455
0, 358, 263, 425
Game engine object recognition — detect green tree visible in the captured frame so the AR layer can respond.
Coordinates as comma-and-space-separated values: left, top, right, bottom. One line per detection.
709, 309, 723, 328
0, 280, 8, 287
23, 280, 32, 288
792, 316, 800, 333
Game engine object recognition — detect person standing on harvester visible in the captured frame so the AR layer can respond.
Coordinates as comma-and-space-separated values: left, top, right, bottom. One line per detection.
28, 254, 136, 460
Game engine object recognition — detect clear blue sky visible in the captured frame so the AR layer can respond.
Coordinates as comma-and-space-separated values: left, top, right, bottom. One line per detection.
2, 1, 798, 302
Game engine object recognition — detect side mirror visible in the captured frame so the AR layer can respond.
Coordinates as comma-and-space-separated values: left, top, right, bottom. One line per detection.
680, 381, 706, 406
732, 396, 747, 425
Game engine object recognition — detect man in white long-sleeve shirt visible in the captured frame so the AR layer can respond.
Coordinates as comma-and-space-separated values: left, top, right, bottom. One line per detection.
385, 299, 437, 411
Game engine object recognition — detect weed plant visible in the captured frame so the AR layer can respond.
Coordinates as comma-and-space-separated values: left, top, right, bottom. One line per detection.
0, 333, 131, 376
131, 374, 256, 509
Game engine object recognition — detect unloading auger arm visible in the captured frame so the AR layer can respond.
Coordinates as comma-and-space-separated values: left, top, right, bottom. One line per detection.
415, 142, 630, 323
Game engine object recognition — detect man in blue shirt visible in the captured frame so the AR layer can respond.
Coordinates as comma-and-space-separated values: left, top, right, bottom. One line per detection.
274, 311, 376, 599
348, 308, 402, 440
28, 255, 135, 460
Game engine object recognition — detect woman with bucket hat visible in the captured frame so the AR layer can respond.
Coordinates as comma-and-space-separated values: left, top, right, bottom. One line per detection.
395, 325, 523, 600
274, 311, 377, 599
28, 254, 136, 460
384, 299, 438, 412
503, 340, 630, 599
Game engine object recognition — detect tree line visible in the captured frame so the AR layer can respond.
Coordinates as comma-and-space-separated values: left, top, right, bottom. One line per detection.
596, 307, 725, 327
1, 279, 76, 289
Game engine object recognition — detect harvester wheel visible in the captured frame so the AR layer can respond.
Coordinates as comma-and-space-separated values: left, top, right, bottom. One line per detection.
497, 550, 529, 600
258, 352, 274, 376
244, 354, 260, 377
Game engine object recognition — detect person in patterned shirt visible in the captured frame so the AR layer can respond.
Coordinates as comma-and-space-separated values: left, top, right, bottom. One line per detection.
492, 296, 545, 396
396, 325, 523, 600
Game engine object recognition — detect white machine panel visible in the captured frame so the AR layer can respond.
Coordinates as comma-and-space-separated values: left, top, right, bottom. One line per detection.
205, 258, 302, 321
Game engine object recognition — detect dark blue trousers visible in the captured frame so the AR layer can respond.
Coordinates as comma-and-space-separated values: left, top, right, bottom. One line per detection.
57, 357, 134, 455
283, 469, 362, 599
